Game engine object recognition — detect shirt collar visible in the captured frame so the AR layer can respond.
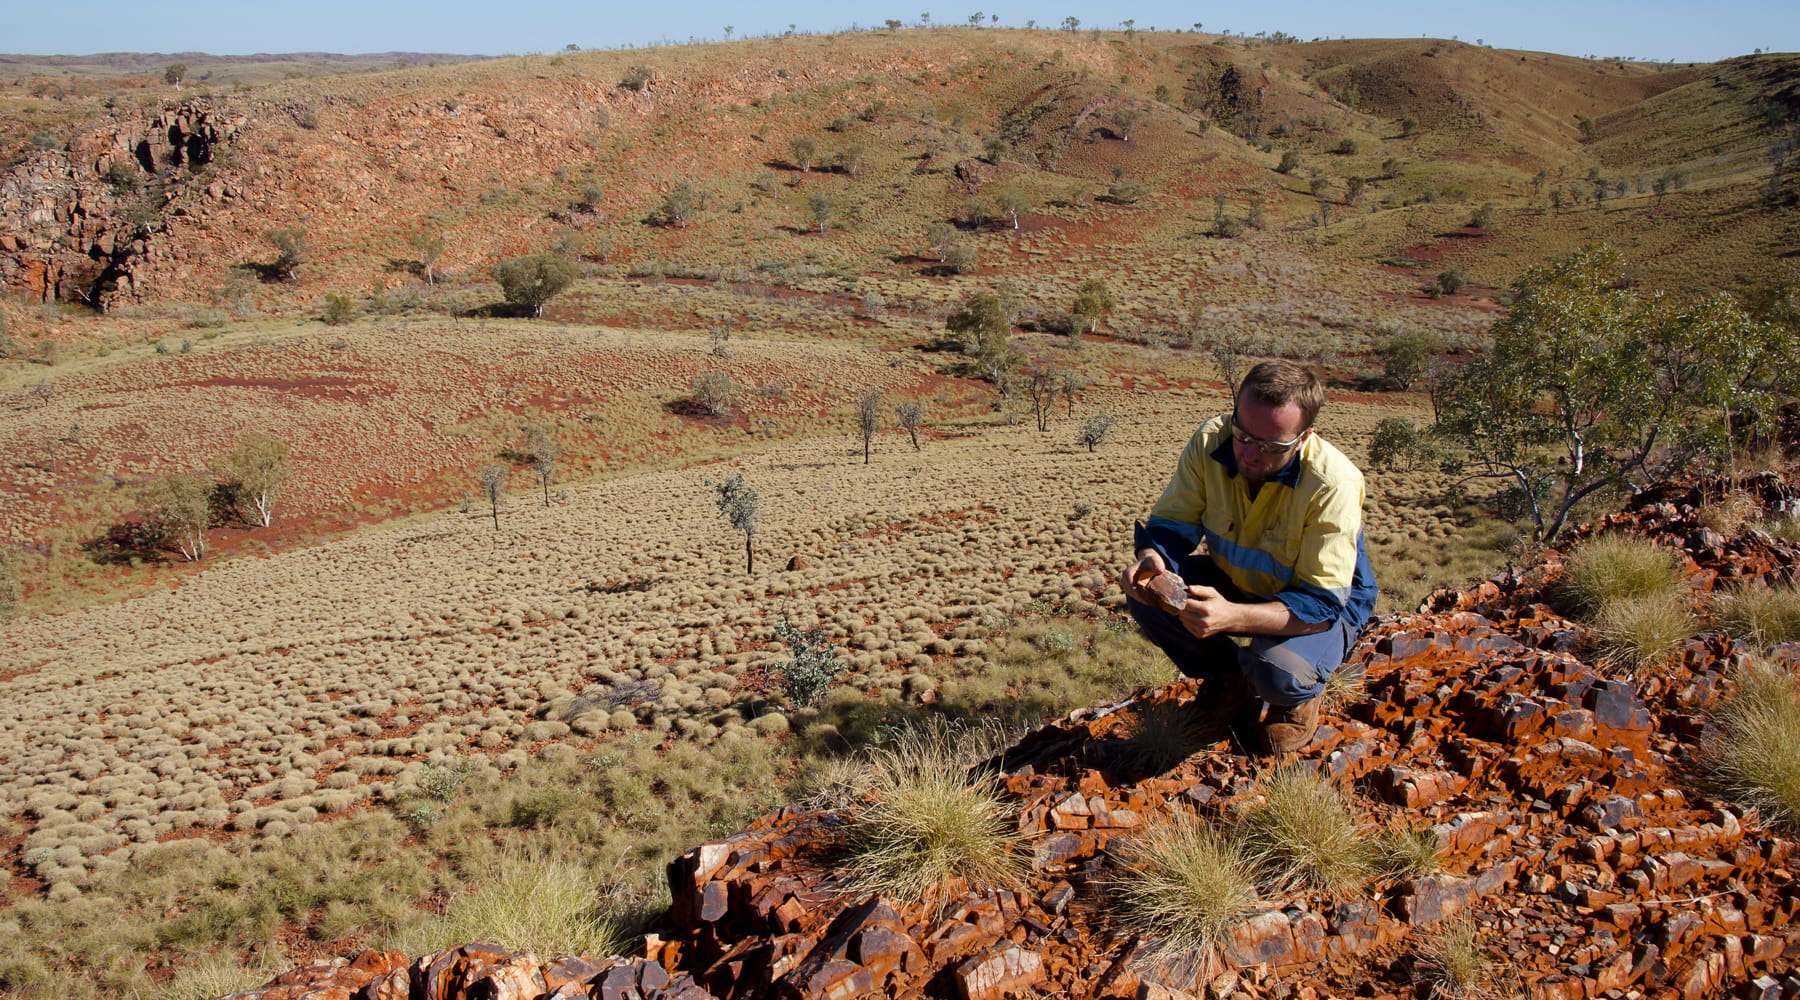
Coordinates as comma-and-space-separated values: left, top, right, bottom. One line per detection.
1210, 428, 1305, 488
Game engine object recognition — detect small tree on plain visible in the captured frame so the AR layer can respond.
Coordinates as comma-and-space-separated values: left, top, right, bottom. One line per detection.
1201, 326, 1250, 392
493, 253, 578, 317
995, 188, 1029, 229
164, 63, 187, 89
1078, 411, 1115, 451
707, 472, 760, 573
1375, 327, 1447, 390
1367, 417, 1438, 471
791, 136, 817, 173
1112, 107, 1141, 141
140, 472, 211, 561
477, 464, 506, 532
691, 371, 737, 416
925, 221, 960, 258
1070, 278, 1115, 334
808, 192, 834, 233
263, 228, 307, 282
216, 431, 289, 527
1059, 371, 1088, 416
407, 230, 445, 284
856, 390, 882, 463
940, 243, 979, 273
522, 424, 560, 507
896, 399, 924, 450
653, 180, 703, 227
1020, 365, 1057, 431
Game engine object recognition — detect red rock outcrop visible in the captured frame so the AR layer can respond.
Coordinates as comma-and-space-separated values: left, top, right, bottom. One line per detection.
0, 99, 244, 307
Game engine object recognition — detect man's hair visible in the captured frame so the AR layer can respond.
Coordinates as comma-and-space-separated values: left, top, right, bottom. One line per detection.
1238, 360, 1325, 429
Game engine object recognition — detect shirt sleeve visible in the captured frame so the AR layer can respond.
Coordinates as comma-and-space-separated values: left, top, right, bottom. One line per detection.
1275, 478, 1365, 624
1145, 425, 1212, 549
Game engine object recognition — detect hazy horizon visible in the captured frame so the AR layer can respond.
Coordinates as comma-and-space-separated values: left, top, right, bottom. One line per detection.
7, 0, 1796, 65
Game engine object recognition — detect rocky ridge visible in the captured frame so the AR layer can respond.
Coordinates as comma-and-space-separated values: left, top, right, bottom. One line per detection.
218, 471, 1800, 1000
0, 99, 242, 306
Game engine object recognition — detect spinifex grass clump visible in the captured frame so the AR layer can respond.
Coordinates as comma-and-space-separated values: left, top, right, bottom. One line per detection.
1594, 590, 1695, 671
1120, 700, 1209, 772
1559, 534, 1693, 671
1720, 585, 1800, 650
385, 850, 624, 959
1705, 657, 1800, 828
1413, 917, 1499, 1000
841, 721, 1025, 904
1111, 812, 1261, 957
1374, 823, 1444, 881
1558, 534, 1685, 614
1240, 766, 1376, 896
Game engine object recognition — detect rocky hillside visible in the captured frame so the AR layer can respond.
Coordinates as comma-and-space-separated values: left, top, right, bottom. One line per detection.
224, 472, 1800, 1000
1, 32, 1795, 315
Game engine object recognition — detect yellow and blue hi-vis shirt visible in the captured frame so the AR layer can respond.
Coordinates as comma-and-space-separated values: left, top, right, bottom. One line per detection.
1138, 414, 1378, 630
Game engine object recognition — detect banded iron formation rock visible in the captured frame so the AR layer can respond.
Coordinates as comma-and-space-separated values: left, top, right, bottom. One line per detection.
221, 472, 1800, 1000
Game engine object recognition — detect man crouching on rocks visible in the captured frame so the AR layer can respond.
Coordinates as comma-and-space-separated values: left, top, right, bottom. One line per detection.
1121, 360, 1378, 754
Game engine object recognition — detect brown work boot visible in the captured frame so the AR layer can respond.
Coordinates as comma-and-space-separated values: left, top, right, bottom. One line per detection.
1261, 695, 1322, 753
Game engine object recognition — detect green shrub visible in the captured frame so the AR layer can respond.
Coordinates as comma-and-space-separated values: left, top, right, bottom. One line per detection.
773, 618, 846, 708
1111, 811, 1260, 956
1705, 657, 1800, 828
1368, 418, 1439, 471
415, 756, 478, 802
321, 294, 356, 326
493, 254, 578, 317
1105, 180, 1147, 204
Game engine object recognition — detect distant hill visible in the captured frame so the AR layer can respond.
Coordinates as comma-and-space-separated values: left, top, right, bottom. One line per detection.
0, 30, 1794, 313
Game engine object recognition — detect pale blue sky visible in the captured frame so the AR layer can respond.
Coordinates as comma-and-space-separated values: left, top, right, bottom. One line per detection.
7, 0, 1795, 63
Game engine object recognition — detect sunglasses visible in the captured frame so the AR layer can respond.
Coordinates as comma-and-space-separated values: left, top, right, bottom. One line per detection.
1229, 412, 1308, 455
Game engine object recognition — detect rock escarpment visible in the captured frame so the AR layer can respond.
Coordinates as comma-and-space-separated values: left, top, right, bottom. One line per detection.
0, 100, 243, 307
221, 473, 1800, 1000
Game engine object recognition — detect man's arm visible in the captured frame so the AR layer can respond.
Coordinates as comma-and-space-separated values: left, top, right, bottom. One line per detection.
1177, 584, 1332, 639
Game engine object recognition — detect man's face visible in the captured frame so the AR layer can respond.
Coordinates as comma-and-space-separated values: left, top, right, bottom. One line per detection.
1231, 387, 1310, 482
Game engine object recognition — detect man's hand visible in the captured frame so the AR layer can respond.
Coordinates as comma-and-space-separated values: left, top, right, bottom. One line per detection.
1119, 549, 1167, 605
1178, 584, 1238, 639
1179, 586, 1335, 640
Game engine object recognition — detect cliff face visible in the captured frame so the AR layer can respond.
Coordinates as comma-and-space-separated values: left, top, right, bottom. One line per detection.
0, 100, 243, 308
